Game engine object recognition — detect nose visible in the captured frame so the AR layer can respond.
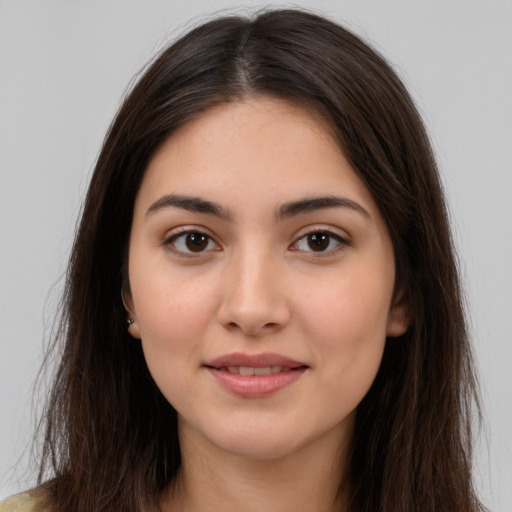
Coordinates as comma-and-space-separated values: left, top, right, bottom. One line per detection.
216, 248, 291, 336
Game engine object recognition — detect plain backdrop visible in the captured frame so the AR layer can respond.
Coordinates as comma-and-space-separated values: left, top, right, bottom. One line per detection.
1, 1, 511, 510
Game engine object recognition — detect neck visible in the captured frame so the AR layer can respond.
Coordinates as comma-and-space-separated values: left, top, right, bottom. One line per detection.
161, 421, 351, 512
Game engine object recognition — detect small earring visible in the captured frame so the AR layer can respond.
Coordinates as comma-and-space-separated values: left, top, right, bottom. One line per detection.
122, 287, 136, 327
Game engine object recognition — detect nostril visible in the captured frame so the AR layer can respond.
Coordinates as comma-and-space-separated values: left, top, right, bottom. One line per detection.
216, 278, 291, 335
223, 319, 283, 336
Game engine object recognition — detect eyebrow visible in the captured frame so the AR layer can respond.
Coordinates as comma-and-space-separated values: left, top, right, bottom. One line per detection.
276, 195, 370, 220
145, 193, 369, 221
146, 194, 232, 220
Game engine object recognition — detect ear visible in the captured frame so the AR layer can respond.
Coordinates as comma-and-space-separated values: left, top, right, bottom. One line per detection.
386, 291, 411, 338
122, 286, 141, 339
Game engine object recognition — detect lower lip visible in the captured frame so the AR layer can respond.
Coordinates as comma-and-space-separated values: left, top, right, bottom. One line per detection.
207, 367, 307, 398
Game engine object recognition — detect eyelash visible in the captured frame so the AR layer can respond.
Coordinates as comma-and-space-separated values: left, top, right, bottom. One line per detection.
163, 228, 220, 257
163, 228, 350, 258
291, 229, 350, 257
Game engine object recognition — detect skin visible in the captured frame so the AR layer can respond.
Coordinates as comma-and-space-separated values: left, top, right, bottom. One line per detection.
126, 97, 409, 511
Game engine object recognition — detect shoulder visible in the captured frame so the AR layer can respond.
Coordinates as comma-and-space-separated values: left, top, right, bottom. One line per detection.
0, 492, 48, 512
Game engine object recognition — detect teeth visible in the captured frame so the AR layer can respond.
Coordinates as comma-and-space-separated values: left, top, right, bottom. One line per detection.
224, 366, 285, 375
254, 367, 270, 376
239, 366, 255, 376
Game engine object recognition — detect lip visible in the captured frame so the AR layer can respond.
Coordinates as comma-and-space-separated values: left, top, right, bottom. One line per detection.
206, 352, 306, 369
204, 352, 308, 398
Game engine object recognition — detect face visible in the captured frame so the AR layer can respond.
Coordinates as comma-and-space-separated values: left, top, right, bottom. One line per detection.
126, 97, 408, 461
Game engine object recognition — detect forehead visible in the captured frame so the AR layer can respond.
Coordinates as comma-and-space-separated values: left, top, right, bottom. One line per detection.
151, 97, 337, 169
134, 96, 378, 219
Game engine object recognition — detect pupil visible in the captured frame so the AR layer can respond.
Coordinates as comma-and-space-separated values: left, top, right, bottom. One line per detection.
307, 233, 329, 251
186, 233, 208, 252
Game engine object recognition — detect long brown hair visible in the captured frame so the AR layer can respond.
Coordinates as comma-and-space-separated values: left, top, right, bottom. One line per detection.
36, 9, 485, 511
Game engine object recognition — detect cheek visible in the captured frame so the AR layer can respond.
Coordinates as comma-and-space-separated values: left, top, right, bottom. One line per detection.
133, 276, 220, 405
300, 270, 392, 391
303, 269, 393, 341
130, 266, 220, 357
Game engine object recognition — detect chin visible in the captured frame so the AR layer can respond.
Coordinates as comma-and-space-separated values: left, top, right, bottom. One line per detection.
217, 431, 306, 461
198, 414, 347, 462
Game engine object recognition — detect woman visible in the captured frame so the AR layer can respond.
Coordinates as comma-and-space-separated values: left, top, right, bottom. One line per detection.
1, 8, 485, 512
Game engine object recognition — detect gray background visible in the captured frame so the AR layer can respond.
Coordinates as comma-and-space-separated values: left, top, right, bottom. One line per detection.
1, 1, 511, 510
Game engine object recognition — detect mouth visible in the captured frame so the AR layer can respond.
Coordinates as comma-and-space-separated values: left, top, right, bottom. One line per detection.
213, 365, 301, 376
206, 351, 307, 370
204, 352, 308, 398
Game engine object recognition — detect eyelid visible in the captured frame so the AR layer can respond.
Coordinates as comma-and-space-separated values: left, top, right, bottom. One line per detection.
290, 226, 352, 256
162, 226, 221, 257
294, 224, 352, 243
160, 224, 351, 258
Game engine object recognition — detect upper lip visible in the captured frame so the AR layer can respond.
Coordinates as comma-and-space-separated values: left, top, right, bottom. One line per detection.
205, 352, 307, 369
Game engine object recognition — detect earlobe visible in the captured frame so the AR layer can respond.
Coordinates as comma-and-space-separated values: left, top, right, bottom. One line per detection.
122, 286, 141, 339
386, 296, 411, 338
127, 320, 141, 339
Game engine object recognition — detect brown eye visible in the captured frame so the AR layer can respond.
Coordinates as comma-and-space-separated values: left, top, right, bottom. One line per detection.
307, 232, 331, 251
293, 231, 346, 254
166, 230, 219, 255
185, 233, 209, 252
